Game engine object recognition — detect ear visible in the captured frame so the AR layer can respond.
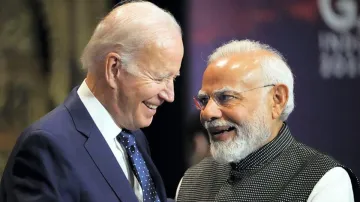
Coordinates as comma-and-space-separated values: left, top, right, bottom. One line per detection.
104, 52, 121, 89
271, 84, 289, 119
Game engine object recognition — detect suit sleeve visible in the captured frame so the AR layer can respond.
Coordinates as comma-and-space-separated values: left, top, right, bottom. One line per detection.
5, 130, 78, 202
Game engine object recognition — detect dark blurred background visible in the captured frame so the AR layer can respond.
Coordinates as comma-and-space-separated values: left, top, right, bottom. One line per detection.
0, 0, 359, 199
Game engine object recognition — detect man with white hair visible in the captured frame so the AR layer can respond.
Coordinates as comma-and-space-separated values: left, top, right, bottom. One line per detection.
176, 40, 359, 201
0, 1, 183, 202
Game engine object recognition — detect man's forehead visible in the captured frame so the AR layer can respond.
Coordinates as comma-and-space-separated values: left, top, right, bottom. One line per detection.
135, 40, 182, 75
203, 62, 262, 87
209, 50, 273, 70
205, 51, 271, 80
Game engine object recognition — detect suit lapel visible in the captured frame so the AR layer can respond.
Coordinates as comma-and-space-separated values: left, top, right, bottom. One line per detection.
85, 131, 138, 202
64, 87, 138, 202
134, 132, 167, 201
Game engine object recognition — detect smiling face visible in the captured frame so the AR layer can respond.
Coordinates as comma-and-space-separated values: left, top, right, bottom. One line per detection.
110, 34, 184, 130
199, 52, 275, 163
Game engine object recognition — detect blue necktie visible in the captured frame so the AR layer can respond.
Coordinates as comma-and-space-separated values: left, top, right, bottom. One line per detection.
117, 130, 160, 202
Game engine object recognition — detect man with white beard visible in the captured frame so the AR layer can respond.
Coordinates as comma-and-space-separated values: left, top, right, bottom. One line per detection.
176, 40, 359, 202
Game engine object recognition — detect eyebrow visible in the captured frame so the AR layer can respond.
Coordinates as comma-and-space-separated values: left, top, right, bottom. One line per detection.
213, 87, 238, 94
197, 86, 238, 97
158, 71, 180, 79
197, 90, 207, 97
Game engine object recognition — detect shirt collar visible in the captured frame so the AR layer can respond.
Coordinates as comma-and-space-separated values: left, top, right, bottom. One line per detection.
77, 80, 121, 142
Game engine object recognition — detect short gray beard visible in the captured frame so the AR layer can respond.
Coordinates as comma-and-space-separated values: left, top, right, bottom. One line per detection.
205, 104, 271, 164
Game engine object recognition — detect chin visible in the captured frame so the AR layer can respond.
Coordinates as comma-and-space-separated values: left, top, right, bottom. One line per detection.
137, 117, 153, 129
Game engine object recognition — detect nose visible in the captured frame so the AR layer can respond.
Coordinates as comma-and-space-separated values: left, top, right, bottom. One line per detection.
159, 80, 175, 103
200, 98, 222, 122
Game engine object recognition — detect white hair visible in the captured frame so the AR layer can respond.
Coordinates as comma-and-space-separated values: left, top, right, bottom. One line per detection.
80, 0, 181, 74
205, 95, 271, 163
208, 39, 295, 121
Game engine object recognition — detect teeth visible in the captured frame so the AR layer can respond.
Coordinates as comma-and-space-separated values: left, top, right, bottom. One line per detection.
144, 103, 158, 110
226, 127, 235, 132
211, 127, 235, 135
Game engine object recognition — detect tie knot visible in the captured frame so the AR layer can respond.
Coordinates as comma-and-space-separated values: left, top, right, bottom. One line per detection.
117, 130, 136, 148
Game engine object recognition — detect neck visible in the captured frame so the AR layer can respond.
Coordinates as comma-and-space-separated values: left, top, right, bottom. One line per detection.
85, 73, 105, 103
266, 120, 284, 144
85, 73, 124, 129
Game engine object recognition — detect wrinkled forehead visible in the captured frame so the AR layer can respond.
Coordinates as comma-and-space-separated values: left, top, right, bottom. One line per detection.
201, 51, 272, 93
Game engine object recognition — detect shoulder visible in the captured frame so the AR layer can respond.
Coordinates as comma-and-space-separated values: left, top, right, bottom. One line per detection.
288, 141, 340, 169
12, 129, 68, 160
22, 104, 84, 144
183, 157, 229, 182
178, 157, 230, 199
1, 129, 80, 201
4, 129, 73, 178
10, 105, 83, 163
187, 157, 225, 172
27, 104, 74, 135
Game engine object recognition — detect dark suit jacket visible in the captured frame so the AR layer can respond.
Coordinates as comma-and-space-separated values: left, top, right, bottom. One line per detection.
0, 87, 167, 202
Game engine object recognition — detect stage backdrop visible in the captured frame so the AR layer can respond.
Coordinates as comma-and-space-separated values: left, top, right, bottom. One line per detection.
186, 0, 360, 176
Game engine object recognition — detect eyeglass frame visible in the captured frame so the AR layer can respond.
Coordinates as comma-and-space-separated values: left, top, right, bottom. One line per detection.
193, 84, 275, 110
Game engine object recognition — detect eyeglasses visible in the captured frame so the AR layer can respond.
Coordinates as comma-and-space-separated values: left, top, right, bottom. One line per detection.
193, 84, 275, 110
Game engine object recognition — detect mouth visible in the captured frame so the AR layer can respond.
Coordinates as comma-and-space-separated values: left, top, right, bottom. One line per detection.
143, 101, 159, 110
208, 126, 236, 136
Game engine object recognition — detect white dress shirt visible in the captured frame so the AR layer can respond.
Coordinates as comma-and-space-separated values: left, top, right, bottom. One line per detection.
175, 166, 354, 201
77, 80, 143, 202
307, 167, 354, 202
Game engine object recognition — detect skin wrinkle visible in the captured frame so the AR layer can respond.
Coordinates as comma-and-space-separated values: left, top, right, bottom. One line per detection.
83, 1, 184, 130
199, 48, 288, 163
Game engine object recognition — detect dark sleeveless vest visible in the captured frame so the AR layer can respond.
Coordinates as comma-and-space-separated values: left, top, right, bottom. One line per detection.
177, 124, 360, 202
